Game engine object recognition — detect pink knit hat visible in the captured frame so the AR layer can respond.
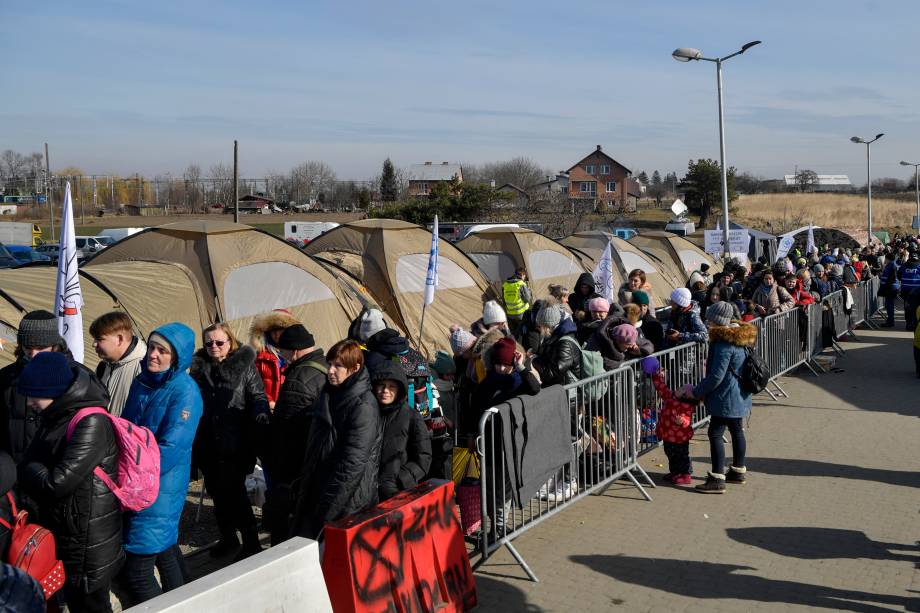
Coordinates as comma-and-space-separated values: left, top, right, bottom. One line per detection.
587, 297, 610, 312
612, 324, 638, 344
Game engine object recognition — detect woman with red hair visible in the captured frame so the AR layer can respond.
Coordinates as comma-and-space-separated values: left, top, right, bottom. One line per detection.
290, 340, 382, 540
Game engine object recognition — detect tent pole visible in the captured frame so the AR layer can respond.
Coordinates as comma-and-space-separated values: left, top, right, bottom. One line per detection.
417, 303, 428, 351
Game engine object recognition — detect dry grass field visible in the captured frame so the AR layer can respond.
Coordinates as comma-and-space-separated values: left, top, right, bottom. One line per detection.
732, 193, 917, 234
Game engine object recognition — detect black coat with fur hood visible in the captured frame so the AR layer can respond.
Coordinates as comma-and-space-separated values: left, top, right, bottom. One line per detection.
190, 345, 269, 472
370, 363, 432, 500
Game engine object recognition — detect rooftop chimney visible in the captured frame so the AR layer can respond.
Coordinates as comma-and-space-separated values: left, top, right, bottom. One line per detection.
596, 145, 602, 151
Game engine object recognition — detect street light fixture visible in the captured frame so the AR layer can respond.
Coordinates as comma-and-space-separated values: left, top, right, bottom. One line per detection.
672, 40, 761, 258
850, 133, 884, 244
901, 160, 920, 234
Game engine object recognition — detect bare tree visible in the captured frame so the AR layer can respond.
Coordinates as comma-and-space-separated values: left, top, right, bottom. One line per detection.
183, 164, 203, 211
289, 161, 337, 204
794, 169, 819, 192
466, 157, 551, 190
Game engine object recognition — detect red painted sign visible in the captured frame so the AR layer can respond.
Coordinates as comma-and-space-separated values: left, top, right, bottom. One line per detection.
322, 479, 477, 613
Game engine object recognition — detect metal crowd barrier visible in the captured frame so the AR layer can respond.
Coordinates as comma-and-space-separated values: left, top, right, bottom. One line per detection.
472, 279, 881, 582
475, 366, 651, 581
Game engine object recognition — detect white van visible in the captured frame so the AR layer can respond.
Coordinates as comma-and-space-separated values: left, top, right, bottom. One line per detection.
75, 236, 110, 257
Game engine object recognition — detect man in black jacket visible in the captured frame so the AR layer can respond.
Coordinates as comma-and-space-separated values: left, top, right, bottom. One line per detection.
265, 325, 327, 545
0, 310, 70, 463
370, 362, 432, 501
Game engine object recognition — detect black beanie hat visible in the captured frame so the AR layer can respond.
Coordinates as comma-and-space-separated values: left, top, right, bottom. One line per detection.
277, 325, 315, 350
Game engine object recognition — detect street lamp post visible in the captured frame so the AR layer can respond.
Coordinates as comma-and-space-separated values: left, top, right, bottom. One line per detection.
673, 41, 761, 258
900, 160, 920, 235
851, 134, 884, 245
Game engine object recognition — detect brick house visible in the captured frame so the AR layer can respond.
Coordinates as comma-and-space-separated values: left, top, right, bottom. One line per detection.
407, 162, 463, 197
567, 145, 640, 211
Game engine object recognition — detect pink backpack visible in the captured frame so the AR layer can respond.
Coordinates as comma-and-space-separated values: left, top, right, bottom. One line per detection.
66, 407, 160, 512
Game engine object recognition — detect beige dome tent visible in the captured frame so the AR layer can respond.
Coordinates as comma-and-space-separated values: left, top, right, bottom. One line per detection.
0, 220, 364, 368
455, 227, 590, 300
303, 219, 493, 355
559, 231, 681, 308
628, 231, 722, 279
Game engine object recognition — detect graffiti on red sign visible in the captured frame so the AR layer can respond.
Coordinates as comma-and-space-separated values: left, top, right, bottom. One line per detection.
324, 480, 477, 613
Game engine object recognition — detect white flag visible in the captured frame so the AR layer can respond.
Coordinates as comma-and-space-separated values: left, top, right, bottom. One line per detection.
806, 223, 816, 256
424, 215, 439, 306
593, 240, 615, 303
54, 182, 84, 363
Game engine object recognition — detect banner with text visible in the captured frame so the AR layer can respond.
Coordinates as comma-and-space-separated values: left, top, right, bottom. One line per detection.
704, 229, 750, 259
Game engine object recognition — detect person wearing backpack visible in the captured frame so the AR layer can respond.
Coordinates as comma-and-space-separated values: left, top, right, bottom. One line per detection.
263, 325, 327, 545
531, 304, 581, 387
120, 323, 202, 606
16, 351, 122, 613
680, 302, 757, 494
371, 362, 433, 501
190, 323, 269, 561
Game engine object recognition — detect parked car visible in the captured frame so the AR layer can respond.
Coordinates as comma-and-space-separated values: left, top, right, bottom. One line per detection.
6, 245, 51, 265
35, 243, 61, 263
0, 243, 17, 268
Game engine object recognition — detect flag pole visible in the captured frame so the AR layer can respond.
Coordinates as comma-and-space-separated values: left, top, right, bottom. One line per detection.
418, 215, 439, 352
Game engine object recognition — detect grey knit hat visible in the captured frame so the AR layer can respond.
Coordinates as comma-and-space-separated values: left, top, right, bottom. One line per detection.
17, 310, 63, 349
705, 301, 735, 327
536, 304, 563, 329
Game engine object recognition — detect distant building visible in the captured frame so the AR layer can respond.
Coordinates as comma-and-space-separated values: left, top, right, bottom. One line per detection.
567, 145, 639, 211
781, 174, 852, 192
496, 183, 529, 208
407, 162, 463, 197
124, 204, 167, 216
532, 172, 569, 195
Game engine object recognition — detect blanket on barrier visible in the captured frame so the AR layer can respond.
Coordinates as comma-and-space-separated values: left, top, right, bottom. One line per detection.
497, 385, 573, 508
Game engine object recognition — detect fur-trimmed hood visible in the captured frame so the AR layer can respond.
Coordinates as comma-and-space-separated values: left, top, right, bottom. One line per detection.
190, 344, 258, 383
471, 327, 508, 371
707, 323, 757, 347
248, 311, 299, 352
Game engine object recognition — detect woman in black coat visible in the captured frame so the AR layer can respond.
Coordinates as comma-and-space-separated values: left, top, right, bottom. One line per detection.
190, 323, 269, 560
370, 362, 432, 501
17, 352, 122, 613
291, 340, 383, 540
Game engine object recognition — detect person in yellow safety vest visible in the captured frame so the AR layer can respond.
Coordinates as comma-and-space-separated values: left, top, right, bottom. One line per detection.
502, 267, 532, 336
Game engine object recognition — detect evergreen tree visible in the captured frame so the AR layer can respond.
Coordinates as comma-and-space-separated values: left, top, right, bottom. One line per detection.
637, 170, 649, 185
679, 159, 737, 228
380, 158, 397, 202
651, 170, 662, 186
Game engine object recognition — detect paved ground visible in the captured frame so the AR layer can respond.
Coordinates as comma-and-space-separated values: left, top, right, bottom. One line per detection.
474, 321, 920, 612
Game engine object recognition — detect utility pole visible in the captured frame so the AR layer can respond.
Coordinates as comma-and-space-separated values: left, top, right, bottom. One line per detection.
136, 173, 141, 205
78, 175, 85, 225
93, 175, 97, 216
233, 140, 239, 223
45, 143, 55, 241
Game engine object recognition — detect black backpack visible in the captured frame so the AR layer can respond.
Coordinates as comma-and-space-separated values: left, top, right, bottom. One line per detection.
732, 347, 770, 395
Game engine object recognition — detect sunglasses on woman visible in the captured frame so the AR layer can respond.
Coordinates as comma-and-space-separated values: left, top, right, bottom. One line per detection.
205, 340, 227, 347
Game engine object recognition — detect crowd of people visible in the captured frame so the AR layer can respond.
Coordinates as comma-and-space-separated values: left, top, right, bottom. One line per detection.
0, 233, 916, 611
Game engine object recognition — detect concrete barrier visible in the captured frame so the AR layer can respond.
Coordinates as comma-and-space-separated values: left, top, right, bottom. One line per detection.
124, 537, 332, 613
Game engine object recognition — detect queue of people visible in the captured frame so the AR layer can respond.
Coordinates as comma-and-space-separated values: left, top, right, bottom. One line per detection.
0, 234, 913, 611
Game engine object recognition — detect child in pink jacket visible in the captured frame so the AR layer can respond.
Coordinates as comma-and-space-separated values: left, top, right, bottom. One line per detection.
642, 357, 696, 485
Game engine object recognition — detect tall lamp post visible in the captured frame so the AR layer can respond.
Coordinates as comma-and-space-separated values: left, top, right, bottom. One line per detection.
850, 134, 884, 245
900, 160, 920, 235
672, 40, 761, 258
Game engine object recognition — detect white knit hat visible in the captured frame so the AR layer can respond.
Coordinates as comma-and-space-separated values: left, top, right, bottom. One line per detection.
359, 309, 386, 341
670, 288, 692, 308
482, 300, 507, 325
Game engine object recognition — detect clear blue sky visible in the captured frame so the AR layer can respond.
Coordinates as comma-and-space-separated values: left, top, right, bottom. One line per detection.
3, 0, 918, 182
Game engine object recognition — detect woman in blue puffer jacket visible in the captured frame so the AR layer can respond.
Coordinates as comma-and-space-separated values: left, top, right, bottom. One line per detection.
119, 323, 203, 606
682, 302, 756, 494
